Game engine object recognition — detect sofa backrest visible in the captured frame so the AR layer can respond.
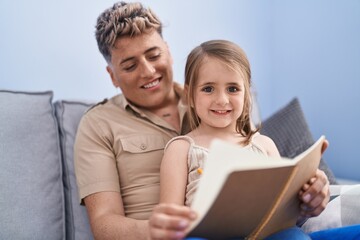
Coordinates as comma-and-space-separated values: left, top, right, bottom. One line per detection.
55, 100, 94, 240
260, 97, 337, 185
0, 90, 66, 239
0, 90, 94, 240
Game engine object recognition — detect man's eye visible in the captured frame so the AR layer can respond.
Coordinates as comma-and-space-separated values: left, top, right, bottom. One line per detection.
149, 54, 161, 61
228, 86, 239, 93
201, 86, 213, 93
123, 64, 136, 71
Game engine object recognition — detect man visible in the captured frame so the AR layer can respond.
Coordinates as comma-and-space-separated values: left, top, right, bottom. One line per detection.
74, 2, 330, 239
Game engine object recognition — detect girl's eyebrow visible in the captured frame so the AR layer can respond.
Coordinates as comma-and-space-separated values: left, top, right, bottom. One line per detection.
197, 81, 216, 86
226, 82, 241, 85
197, 80, 243, 87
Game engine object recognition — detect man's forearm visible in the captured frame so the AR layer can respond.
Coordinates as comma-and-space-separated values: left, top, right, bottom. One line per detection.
91, 214, 149, 240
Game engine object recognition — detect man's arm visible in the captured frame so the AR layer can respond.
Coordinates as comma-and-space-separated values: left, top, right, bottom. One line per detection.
84, 191, 149, 240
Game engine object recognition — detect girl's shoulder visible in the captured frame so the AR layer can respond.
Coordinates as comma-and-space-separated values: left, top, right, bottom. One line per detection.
252, 132, 273, 144
251, 133, 280, 157
165, 135, 195, 151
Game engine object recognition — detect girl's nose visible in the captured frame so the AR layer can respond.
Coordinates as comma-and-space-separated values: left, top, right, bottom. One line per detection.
215, 91, 229, 106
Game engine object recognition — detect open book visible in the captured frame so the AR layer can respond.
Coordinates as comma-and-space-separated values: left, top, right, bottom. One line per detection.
187, 136, 326, 240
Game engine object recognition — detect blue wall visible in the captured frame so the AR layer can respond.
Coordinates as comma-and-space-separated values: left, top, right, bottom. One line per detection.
257, 1, 360, 181
1, 0, 359, 181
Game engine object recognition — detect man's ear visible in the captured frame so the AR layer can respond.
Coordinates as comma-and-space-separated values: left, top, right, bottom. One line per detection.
106, 65, 119, 88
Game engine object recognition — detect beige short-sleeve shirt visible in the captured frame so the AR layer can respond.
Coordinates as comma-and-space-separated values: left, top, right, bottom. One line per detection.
74, 84, 186, 220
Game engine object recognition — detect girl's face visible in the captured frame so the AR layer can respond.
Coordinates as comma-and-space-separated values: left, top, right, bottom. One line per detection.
193, 57, 245, 131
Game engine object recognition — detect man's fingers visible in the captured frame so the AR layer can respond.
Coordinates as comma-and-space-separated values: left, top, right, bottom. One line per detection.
149, 203, 197, 240
300, 193, 325, 215
321, 139, 329, 155
300, 181, 330, 217
153, 203, 196, 219
150, 211, 189, 230
301, 170, 328, 202
150, 227, 186, 240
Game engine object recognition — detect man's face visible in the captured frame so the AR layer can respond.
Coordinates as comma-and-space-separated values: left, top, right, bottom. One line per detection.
107, 30, 174, 110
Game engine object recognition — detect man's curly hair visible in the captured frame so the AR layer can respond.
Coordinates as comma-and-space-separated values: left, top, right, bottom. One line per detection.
95, 1, 162, 63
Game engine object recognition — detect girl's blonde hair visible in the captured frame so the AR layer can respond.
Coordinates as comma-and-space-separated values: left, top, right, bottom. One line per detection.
184, 39, 258, 144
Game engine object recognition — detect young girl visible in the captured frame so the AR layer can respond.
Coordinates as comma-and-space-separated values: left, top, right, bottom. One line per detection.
160, 39, 311, 239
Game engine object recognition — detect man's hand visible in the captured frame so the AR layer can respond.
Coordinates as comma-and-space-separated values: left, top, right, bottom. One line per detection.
148, 203, 197, 240
299, 139, 330, 218
299, 169, 330, 217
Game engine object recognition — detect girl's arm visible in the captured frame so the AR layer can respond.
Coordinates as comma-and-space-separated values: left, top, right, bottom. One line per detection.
148, 140, 196, 240
160, 139, 190, 205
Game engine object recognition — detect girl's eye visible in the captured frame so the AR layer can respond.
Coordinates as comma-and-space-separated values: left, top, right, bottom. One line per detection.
228, 86, 239, 93
201, 86, 213, 93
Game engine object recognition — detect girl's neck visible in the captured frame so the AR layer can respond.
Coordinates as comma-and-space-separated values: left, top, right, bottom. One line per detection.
188, 124, 245, 148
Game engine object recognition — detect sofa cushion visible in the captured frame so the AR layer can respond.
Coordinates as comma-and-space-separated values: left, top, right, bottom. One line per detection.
0, 90, 65, 239
55, 100, 94, 240
302, 184, 360, 233
260, 98, 337, 184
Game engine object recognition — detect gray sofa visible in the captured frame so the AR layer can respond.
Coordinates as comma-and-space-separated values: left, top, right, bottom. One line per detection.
0, 90, 357, 239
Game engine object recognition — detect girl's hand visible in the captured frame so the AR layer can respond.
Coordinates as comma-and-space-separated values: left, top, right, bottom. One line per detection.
148, 203, 197, 240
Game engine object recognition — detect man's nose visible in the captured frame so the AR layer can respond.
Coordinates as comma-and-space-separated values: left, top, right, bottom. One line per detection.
140, 60, 155, 78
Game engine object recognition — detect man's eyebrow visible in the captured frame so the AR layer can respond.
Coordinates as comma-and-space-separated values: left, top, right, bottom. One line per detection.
120, 47, 160, 65
145, 46, 159, 54
120, 56, 134, 65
